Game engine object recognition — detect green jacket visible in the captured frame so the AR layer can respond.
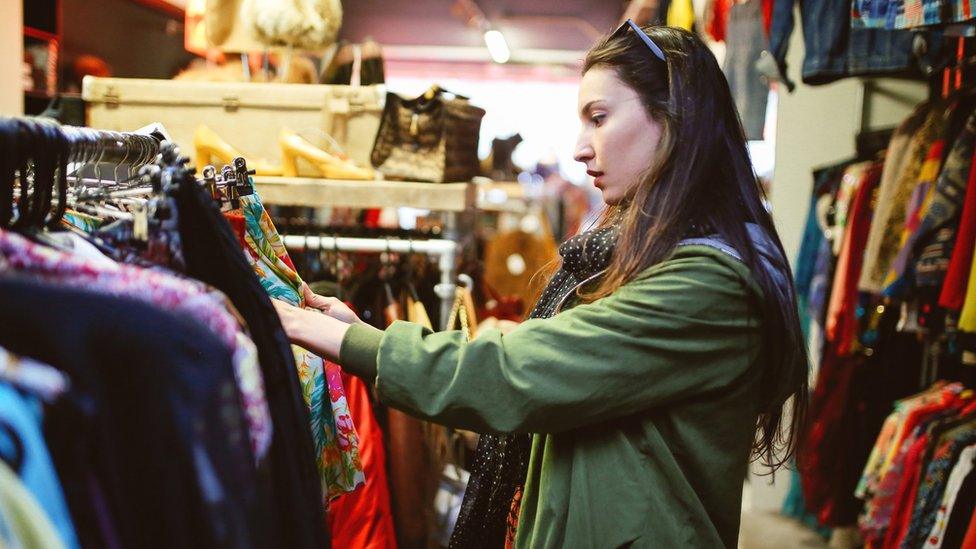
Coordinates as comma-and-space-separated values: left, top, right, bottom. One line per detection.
340, 245, 766, 548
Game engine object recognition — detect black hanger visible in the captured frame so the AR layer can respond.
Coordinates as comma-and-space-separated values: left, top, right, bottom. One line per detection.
11, 119, 35, 231
0, 119, 14, 228
33, 121, 59, 230
49, 120, 69, 228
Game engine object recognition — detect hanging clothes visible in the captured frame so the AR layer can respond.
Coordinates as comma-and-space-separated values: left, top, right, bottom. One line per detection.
172, 168, 328, 548
923, 443, 976, 547
0, 459, 66, 549
881, 139, 948, 297
723, 0, 769, 140
707, 0, 732, 41
861, 104, 948, 293
853, 0, 976, 29
667, 0, 696, 30
382, 285, 443, 549
0, 276, 270, 549
0, 380, 78, 549
902, 418, 976, 547
943, 463, 976, 546
766, 0, 929, 89
825, 161, 882, 355
939, 146, 976, 310
227, 191, 364, 500
857, 385, 967, 544
327, 370, 397, 549
913, 112, 976, 331
0, 229, 273, 459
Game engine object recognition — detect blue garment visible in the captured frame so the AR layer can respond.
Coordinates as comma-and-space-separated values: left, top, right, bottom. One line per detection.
766, 0, 929, 89
0, 383, 79, 549
854, 0, 976, 29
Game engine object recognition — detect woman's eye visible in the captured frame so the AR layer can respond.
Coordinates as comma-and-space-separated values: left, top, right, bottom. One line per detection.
591, 114, 605, 126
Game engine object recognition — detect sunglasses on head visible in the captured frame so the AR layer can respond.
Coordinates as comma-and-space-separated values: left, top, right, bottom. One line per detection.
610, 19, 666, 62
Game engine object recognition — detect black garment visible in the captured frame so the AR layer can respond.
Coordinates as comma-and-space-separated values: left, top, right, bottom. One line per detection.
450, 226, 618, 548
942, 456, 976, 548
0, 276, 267, 549
172, 173, 328, 548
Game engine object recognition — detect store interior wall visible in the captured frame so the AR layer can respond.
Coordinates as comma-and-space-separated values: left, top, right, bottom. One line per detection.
61, 0, 192, 86
1, 1, 24, 115
752, 12, 928, 513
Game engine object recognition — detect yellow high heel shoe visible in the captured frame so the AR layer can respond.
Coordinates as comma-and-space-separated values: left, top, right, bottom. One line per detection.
278, 128, 375, 180
193, 125, 282, 176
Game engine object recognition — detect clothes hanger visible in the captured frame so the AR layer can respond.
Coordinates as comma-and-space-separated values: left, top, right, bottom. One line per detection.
0, 119, 15, 228
48, 119, 70, 228
10, 119, 36, 231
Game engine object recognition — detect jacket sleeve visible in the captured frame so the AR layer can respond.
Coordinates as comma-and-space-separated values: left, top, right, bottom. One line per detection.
341, 252, 763, 434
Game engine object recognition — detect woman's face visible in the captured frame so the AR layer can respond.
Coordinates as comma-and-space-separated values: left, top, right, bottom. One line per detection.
574, 66, 663, 205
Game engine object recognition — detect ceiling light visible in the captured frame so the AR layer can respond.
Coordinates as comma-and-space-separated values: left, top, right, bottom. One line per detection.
484, 29, 511, 64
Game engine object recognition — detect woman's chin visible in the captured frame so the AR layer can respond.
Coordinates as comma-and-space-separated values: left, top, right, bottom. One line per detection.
600, 189, 623, 206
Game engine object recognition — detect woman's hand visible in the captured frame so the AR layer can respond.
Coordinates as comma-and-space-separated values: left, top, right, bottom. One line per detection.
301, 283, 364, 325
273, 299, 352, 362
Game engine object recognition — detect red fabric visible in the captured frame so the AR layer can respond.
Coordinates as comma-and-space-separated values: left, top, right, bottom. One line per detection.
962, 503, 976, 548
223, 211, 249, 249
707, 0, 731, 41
362, 208, 382, 228
940, 148, 976, 310
882, 395, 973, 547
762, 0, 773, 37
826, 163, 882, 356
884, 433, 931, 547
327, 371, 397, 549
224, 210, 299, 272
801, 351, 858, 523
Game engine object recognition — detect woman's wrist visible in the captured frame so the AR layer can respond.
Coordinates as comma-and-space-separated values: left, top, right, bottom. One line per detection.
288, 306, 352, 362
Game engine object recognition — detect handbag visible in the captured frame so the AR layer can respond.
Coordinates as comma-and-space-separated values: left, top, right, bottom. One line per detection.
370, 85, 485, 183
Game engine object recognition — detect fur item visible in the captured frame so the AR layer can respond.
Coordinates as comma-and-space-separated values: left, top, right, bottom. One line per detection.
243, 0, 343, 51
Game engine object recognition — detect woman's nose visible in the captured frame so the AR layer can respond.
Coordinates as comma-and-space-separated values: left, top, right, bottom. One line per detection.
574, 136, 594, 164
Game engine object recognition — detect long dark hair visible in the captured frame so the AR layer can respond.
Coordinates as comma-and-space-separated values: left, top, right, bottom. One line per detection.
582, 25, 808, 471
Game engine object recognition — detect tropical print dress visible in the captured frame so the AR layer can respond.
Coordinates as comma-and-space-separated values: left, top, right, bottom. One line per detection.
226, 191, 364, 501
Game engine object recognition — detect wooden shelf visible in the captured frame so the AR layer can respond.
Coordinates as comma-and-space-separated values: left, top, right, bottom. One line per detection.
252, 176, 476, 212
477, 181, 530, 213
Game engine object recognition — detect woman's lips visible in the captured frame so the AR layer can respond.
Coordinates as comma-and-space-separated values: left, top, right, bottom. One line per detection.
588, 170, 604, 189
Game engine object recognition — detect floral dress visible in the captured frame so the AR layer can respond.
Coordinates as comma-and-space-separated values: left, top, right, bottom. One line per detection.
226, 191, 364, 501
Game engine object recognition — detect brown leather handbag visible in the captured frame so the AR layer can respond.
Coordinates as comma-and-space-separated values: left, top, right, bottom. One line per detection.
370, 85, 485, 183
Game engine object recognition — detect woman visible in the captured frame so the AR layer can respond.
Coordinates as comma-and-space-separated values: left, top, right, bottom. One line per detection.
275, 22, 808, 548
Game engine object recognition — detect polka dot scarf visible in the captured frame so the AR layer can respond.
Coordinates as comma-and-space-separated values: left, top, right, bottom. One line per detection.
449, 225, 619, 548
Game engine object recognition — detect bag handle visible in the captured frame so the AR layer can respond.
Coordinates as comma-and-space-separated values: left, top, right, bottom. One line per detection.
421, 84, 470, 102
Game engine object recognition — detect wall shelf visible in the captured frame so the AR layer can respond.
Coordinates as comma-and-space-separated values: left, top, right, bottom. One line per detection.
252, 176, 476, 212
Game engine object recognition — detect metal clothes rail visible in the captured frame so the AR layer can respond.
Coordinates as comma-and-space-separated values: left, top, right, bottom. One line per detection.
280, 234, 459, 330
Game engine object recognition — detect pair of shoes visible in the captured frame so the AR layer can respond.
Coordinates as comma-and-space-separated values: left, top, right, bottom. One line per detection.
193, 125, 282, 176
278, 128, 374, 180
194, 126, 374, 180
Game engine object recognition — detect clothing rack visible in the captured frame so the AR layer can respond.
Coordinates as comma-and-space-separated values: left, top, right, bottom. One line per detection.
62, 126, 161, 168
281, 234, 459, 329
6, 117, 164, 169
